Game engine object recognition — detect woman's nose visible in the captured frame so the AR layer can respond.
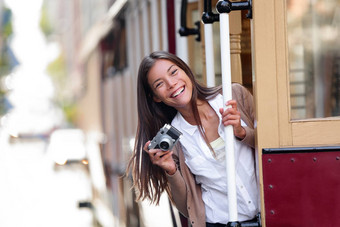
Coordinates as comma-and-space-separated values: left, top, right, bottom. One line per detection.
166, 77, 177, 89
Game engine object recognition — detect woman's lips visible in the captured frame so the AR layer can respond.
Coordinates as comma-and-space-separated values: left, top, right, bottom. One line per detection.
171, 86, 185, 98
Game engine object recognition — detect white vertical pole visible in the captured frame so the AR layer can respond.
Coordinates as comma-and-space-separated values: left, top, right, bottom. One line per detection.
161, 0, 169, 51
150, 0, 160, 51
219, 12, 238, 221
142, 0, 150, 55
204, 24, 216, 87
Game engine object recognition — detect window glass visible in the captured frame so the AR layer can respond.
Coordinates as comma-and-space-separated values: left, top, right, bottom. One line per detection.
287, 0, 340, 119
186, 1, 221, 85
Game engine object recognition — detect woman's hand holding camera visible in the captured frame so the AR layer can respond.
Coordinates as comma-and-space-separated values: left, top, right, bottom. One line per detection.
144, 141, 177, 175
219, 100, 246, 139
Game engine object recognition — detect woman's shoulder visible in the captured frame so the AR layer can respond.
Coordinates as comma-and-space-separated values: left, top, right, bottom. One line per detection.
232, 83, 253, 102
232, 82, 247, 93
171, 112, 181, 127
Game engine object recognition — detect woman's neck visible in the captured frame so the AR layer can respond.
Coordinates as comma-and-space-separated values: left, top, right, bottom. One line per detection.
197, 100, 216, 121
178, 106, 195, 125
178, 99, 212, 125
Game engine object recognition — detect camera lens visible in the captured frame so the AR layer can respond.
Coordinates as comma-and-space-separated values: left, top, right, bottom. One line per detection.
159, 136, 172, 151
160, 141, 170, 150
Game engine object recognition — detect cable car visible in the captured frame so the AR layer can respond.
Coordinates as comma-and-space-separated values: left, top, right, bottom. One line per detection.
74, 0, 340, 226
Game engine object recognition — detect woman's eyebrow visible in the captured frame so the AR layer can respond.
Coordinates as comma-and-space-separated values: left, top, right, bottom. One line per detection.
167, 64, 175, 72
152, 78, 161, 87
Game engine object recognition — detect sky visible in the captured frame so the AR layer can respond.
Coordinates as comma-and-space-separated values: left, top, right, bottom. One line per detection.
3, 0, 62, 134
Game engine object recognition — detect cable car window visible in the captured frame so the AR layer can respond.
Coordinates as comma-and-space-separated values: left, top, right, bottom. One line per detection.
287, 0, 340, 120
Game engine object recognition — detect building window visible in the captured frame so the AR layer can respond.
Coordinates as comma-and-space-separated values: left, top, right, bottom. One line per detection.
287, 0, 340, 120
101, 13, 127, 79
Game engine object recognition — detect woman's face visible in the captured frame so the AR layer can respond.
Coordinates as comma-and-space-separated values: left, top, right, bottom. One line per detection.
147, 59, 193, 111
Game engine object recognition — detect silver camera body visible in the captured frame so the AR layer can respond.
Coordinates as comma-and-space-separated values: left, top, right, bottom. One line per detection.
148, 124, 182, 151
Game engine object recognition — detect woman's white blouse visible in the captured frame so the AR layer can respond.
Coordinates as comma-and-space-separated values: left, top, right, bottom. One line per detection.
171, 94, 259, 223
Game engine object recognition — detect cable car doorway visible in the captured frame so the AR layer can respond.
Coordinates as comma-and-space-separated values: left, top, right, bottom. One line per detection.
251, 1, 340, 226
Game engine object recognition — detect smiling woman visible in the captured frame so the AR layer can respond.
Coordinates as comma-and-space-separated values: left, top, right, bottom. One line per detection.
147, 59, 193, 111
127, 51, 260, 227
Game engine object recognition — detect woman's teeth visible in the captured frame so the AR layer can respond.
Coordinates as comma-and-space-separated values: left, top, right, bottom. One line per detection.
173, 87, 184, 97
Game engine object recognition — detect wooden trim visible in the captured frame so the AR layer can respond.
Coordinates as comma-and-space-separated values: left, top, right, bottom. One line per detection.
252, 1, 278, 226
274, 0, 292, 146
187, 1, 199, 76
253, 0, 280, 150
229, 11, 243, 84
292, 120, 340, 146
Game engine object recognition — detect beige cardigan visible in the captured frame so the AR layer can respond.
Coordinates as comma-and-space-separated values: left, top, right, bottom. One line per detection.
167, 83, 255, 227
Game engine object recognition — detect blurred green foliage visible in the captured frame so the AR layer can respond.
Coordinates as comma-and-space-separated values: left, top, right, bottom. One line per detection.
40, 0, 76, 125
46, 51, 77, 125
0, 6, 14, 116
1, 7, 13, 38
39, 1, 54, 38
0, 6, 13, 76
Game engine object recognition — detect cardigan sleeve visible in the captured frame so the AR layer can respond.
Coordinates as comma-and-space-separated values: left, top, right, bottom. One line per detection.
166, 168, 189, 217
232, 83, 255, 148
166, 151, 189, 217
166, 144, 206, 227
240, 126, 255, 149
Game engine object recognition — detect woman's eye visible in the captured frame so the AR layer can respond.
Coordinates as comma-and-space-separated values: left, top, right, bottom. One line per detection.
155, 82, 163, 88
171, 69, 178, 75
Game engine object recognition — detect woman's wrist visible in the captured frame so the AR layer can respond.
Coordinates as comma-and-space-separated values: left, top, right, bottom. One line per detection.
166, 166, 177, 175
235, 126, 246, 140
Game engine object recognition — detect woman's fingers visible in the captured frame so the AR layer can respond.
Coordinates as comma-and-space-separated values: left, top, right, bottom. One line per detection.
143, 141, 151, 152
220, 100, 246, 139
144, 141, 171, 163
152, 151, 172, 165
143, 141, 176, 174
144, 141, 158, 161
220, 100, 241, 127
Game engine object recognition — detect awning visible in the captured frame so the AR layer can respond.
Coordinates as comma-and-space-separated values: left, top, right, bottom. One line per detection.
78, 0, 128, 63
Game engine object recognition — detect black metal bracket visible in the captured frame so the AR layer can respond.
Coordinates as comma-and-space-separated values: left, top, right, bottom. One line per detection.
202, 0, 219, 24
226, 213, 261, 227
178, 0, 201, 41
227, 221, 241, 227
240, 212, 262, 227
216, 0, 252, 19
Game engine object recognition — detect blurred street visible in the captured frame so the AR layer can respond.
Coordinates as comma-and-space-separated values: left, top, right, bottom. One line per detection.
0, 1, 95, 226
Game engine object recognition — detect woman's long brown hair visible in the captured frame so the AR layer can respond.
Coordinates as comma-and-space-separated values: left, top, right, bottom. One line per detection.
126, 51, 221, 204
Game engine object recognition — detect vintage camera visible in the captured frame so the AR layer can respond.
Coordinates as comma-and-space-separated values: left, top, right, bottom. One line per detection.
148, 124, 182, 151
